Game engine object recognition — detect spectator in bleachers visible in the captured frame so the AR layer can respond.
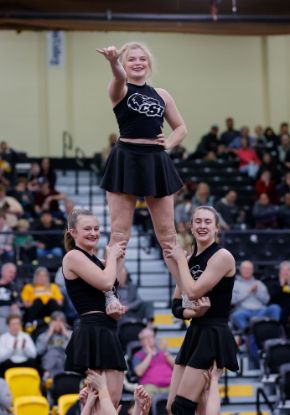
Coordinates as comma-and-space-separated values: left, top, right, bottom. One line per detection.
12, 177, 35, 218
0, 141, 18, 187
220, 117, 240, 147
169, 144, 188, 160
277, 133, 290, 164
33, 210, 64, 259
34, 178, 65, 219
39, 157, 57, 189
0, 314, 37, 377
0, 211, 14, 263
256, 152, 282, 184
231, 260, 281, 332
27, 161, 41, 192
252, 193, 278, 229
0, 141, 17, 169
14, 219, 36, 264
214, 190, 240, 230
279, 122, 289, 139
255, 170, 278, 204
54, 267, 78, 325
0, 156, 12, 189
21, 266, 63, 323
192, 182, 214, 208
0, 184, 23, 228
234, 137, 260, 178
215, 143, 237, 161
132, 327, 174, 396
278, 192, 290, 228
176, 222, 193, 254
254, 125, 266, 145
264, 126, 279, 151
268, 261, 290, 334
277, 171, 290, 202
133, 198, 153, 234
100, 132, 117, 171
229, 126, 255, 149
174, 194, 193, 227
36, 311, 71, 379
0, 377, 12, 415
195, 125, 220, 159
0, 263, 20, 334
117, 267, 153, 323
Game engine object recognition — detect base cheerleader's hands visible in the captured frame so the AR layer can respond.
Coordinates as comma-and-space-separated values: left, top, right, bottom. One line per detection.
133, 385, 152, 415
105, 241, 126, 260
106, 302, 128, 320
164, 243, 186, 262
183, 297, 211, 319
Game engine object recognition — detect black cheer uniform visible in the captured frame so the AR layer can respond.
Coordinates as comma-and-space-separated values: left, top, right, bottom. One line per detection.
175, 242, 239, 372
100, 82, 183, 198
63, 247, 126, 375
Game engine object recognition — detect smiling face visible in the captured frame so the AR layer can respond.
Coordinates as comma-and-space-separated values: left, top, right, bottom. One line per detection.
70, 214, 100, 252
123, 47, 151, 83
191, 208, 219, 247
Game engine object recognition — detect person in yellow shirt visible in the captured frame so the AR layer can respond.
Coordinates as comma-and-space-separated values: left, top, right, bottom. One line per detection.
21, 266, 63, 323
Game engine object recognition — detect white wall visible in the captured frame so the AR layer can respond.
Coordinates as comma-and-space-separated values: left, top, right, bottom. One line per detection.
0, 30, 289, 156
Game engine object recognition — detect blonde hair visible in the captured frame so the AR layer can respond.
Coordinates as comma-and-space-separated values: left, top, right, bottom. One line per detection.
119, 41, 154, 78
64, 208, 95, 252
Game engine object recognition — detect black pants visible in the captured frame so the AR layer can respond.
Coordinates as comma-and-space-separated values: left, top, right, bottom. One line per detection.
0, 358, 39, 377
25, 298, 61, 322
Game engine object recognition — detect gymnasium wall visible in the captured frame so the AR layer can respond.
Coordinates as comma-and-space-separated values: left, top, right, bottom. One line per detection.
0, 30, 290, 156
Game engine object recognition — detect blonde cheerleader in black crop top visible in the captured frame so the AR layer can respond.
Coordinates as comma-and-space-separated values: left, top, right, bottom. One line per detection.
62, 208, 127, 409
97, 42, 187, 284
165, 206, 238, 415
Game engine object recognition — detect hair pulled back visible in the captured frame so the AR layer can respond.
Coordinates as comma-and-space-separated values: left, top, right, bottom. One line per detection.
119, 41, 154, 78
64, 208, 94, 252
191, 205, 220, 226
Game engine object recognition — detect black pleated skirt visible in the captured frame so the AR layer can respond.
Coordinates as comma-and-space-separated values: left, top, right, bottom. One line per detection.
100, 141, 183, 198
175, 318, 239, 372
65, 313, 127, 375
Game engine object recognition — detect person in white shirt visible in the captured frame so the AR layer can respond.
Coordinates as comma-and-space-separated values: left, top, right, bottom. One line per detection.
0, 314, 37, 376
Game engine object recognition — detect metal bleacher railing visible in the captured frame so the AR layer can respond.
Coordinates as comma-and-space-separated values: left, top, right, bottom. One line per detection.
2, 228, 290, 305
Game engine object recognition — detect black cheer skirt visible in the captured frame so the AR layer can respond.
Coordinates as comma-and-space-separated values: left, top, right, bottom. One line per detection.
100, 141, 183, 198
65, 313, 127, 375
175, 318, 239, 372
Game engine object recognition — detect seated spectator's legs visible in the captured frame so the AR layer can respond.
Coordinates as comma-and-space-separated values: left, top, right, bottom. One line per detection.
41, 348, 66, 378
50, 247, 63, 257
0, 358, 38, 377
25, 298, 61, 322
231, 309, 254, 331
37, 247, 63, 258
43, 299, 62, 316
255, 304, 281, 321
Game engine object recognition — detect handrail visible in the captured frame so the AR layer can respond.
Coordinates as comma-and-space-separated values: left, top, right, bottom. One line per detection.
256, 387, 275, 415
62, 131, 73, 176
74, 147, 86, 195
62, 131, 73, 158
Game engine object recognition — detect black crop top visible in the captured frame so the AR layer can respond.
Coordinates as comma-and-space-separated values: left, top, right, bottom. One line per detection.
188, 242, 235, 320
113, 83, 165, 139
63, 246, 118, 315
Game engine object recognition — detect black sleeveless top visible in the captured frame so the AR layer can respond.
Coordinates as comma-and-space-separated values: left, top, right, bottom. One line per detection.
188, 242, 235, 320
63, 246, 118, 315
113, 83, 165, 139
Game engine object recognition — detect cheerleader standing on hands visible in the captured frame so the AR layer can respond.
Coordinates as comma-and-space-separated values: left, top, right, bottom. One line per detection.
97, 41, 187, 280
